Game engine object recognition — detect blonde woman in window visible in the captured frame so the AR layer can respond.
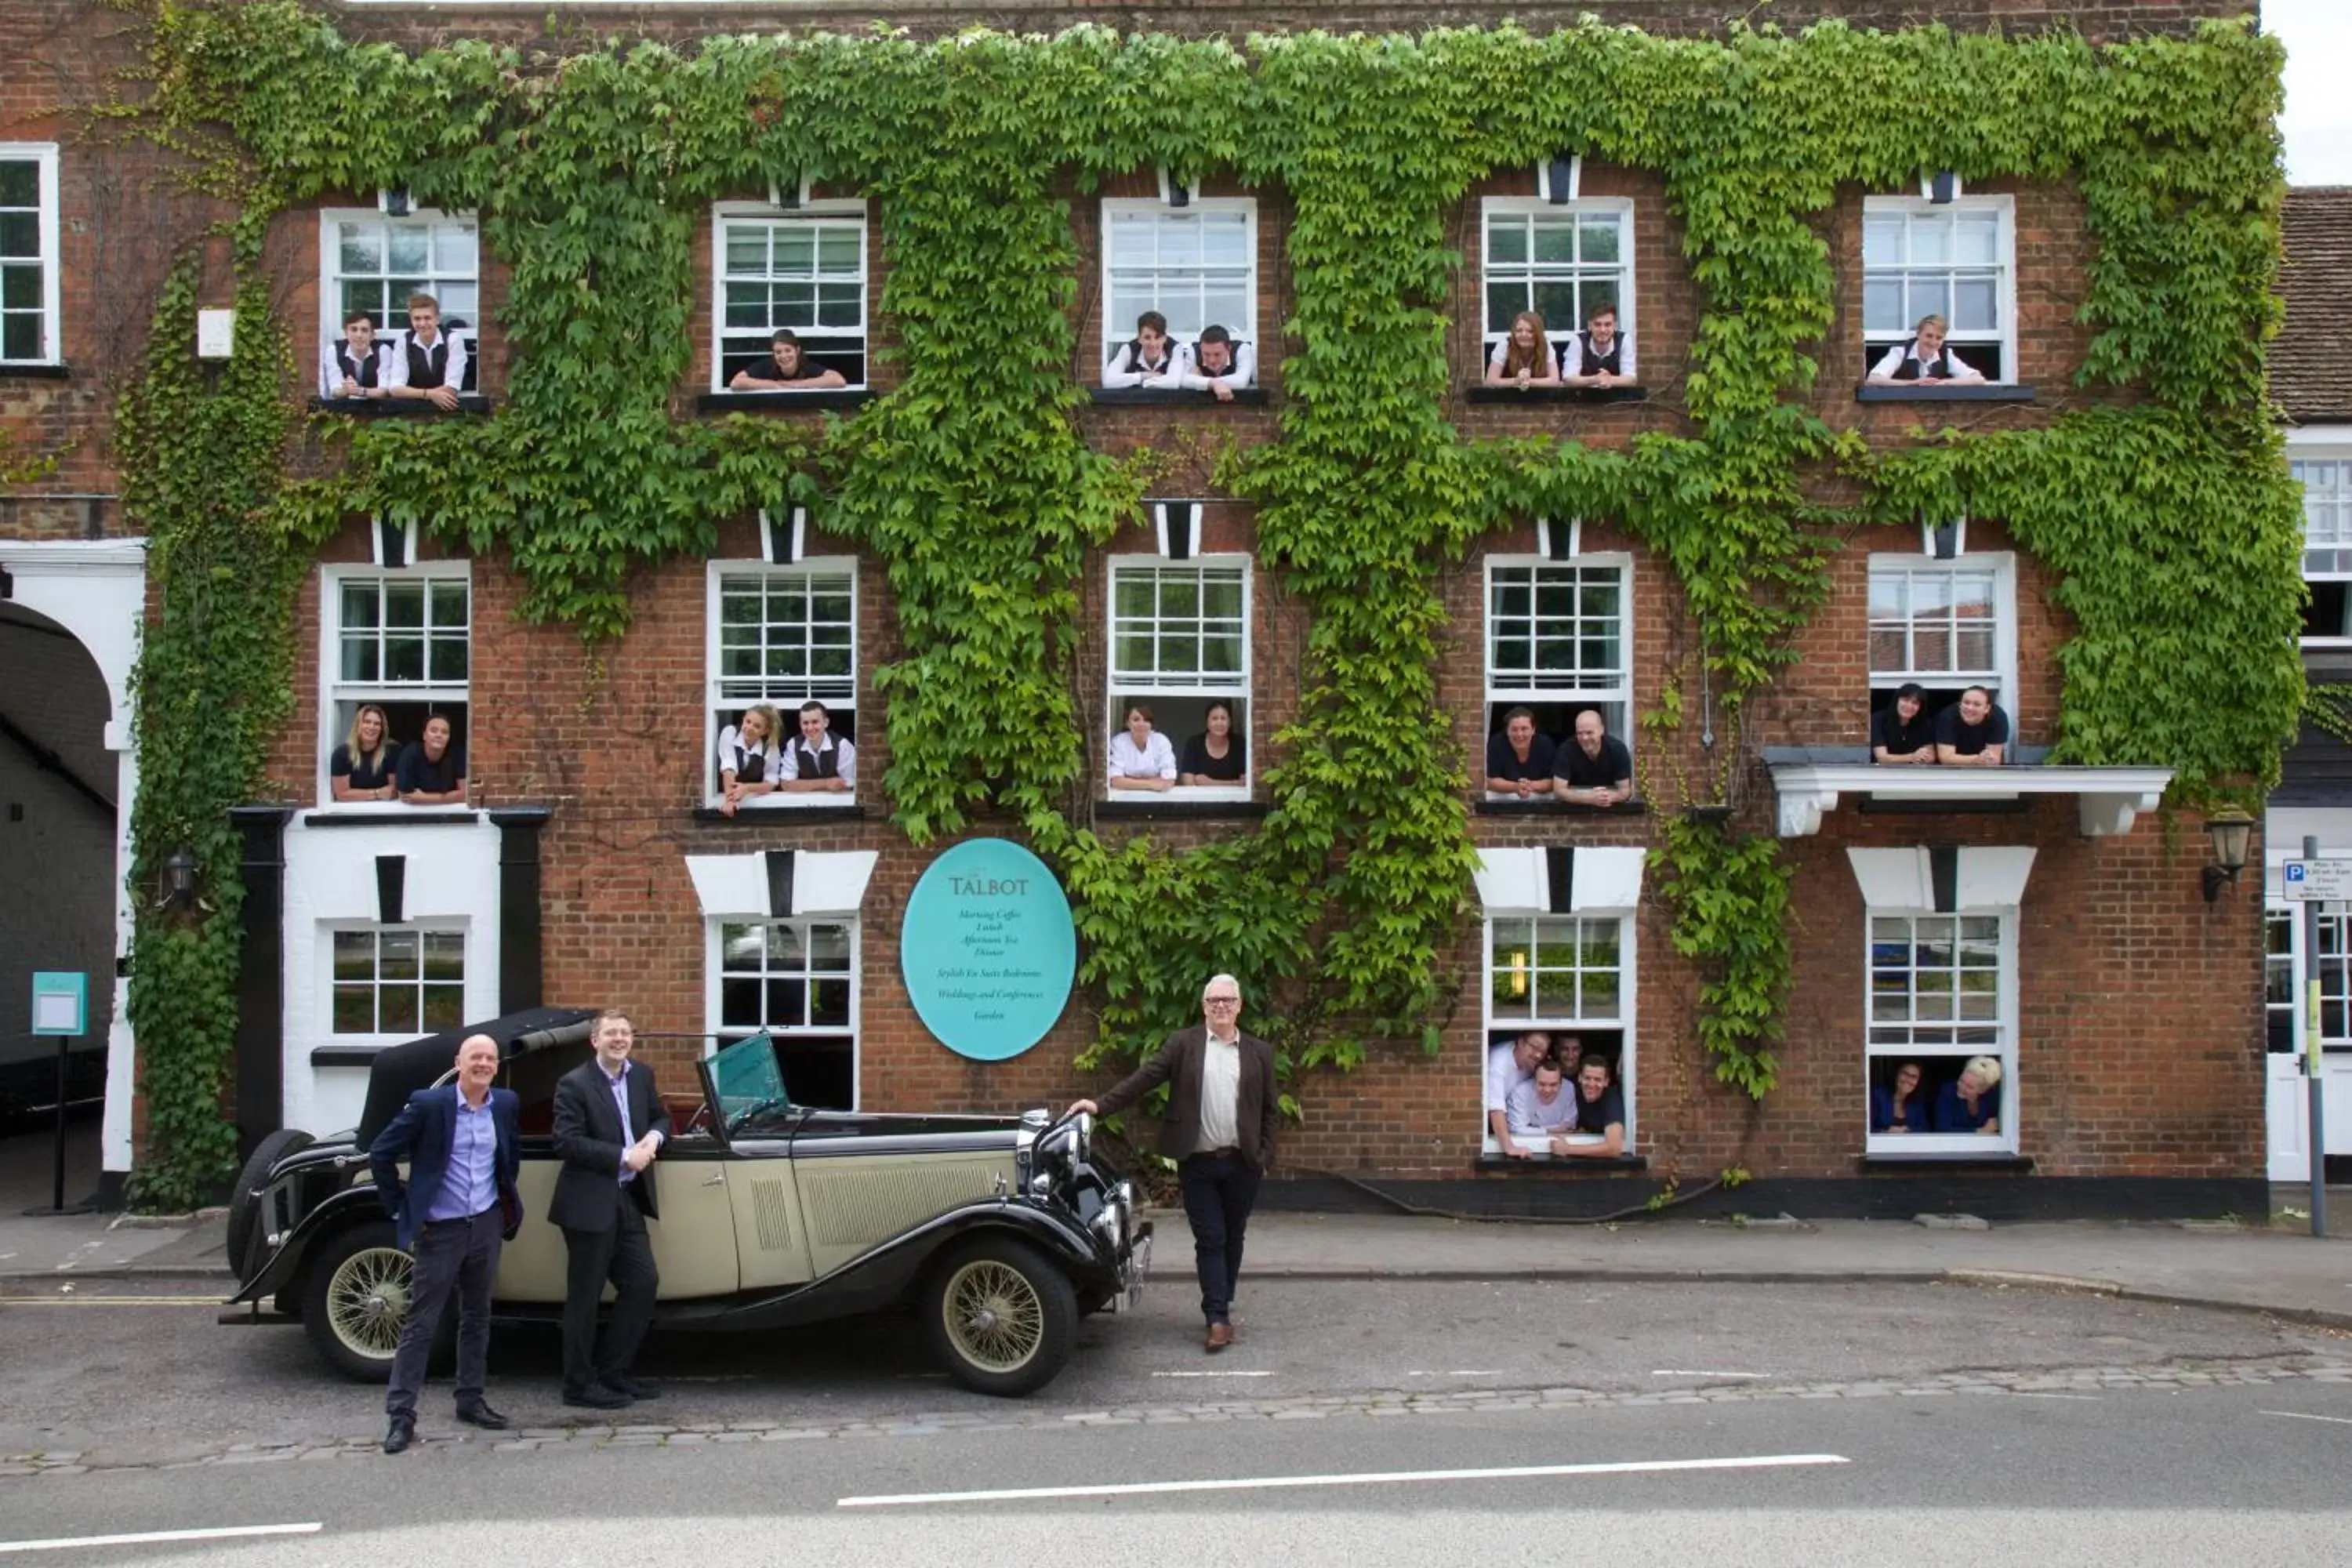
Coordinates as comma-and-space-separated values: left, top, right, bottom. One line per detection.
1483, 310, 1561, 390
332, 703, 400, 802
1867, 314, 1987, 386
1933, 1055, 2002, 1134
715, 702, 785, 816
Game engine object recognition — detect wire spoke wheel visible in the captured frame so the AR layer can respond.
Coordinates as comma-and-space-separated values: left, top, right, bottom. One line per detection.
325, 1246, 413, 1360
942, 1258, 1045, 1374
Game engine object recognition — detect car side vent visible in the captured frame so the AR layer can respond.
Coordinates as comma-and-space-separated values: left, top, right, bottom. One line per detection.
749, 1176, 795, 1252
803, 1161, 1010, 1249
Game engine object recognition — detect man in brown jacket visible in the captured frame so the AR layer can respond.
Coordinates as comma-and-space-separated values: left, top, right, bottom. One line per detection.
1071, 973, 1278, 1352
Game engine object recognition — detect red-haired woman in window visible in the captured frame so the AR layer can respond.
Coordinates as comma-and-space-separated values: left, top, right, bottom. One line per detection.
1483, 310, 1562, 390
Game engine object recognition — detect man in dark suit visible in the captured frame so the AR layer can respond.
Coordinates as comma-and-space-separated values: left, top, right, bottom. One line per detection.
1071, 973, 1278, 1353
368, 1032, 522, 1454
550, 1007, 666, 1409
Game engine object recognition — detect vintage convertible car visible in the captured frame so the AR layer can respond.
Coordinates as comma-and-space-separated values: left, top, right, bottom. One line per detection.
224, 1007, 1150, 1397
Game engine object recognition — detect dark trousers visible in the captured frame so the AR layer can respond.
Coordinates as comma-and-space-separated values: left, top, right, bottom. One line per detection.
1178, 1150, 1260, 1326
386, 1206, 503, 1420
561, 1198, 659, 1392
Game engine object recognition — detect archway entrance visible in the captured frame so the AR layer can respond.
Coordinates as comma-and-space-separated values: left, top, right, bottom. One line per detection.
0, 540, 145, 1208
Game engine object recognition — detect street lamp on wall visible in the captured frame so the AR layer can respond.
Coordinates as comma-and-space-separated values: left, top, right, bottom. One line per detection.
159, 846, 198, 913
2201, 810, 2255, 903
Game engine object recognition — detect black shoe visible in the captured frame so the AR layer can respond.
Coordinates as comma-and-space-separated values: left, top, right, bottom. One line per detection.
561, 1383, 630, 1411
454, 1401, 510, 1431
383, 1416, 416, 1454
605, 1375, 662, 1401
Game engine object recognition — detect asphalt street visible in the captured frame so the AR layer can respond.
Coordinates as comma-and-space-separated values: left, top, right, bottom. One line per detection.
2, 1276, 2341, 1467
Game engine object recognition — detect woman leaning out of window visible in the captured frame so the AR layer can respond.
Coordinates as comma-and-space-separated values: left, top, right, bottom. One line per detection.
1484, 310, 1562, 390
717, 702, 785, 816
331, 703, 399, 803
1109, 702, 1178, 793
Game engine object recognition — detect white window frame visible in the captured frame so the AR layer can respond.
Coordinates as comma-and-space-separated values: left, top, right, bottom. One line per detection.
704, 557, 858, 809
1099, 198, 1258, 361
1106, 554, 1252, 799
710, 199, 869, 393
318, 563, 472, 808
1864, 908, 2020, 1155
1860, 194, 2017, 384
317, 207, 482, 383
705, 916, 860, 1111
1477, 196, 1636, 366
0, 143, 62, 367
326, 921, 469, 1040
1866, 550, 2016, 706
1482, 552, 1634, 789
2289, 430, 2352, 645
1480, 913, 1638, 1156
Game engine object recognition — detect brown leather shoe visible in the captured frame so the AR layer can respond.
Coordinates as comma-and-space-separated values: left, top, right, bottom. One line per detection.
1206, 1322, 1236, 1352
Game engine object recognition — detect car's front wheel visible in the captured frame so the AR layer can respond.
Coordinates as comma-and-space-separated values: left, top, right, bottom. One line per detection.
301, 1221, 424, 1382
923, 1236, 1077, 1398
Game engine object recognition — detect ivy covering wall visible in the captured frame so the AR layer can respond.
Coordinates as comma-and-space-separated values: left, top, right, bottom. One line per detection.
107, 3, 2297, 1205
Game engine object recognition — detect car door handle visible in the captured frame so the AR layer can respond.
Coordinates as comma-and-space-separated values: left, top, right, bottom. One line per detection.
701, 1174, 725, 1187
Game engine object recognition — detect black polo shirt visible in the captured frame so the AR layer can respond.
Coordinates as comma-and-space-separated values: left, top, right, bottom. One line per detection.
1485, 730, 1557, 785
1871, 705, 1936, 759
1573, 1084, 1625, 1134
1933, 702, 2010, 757
1553, 734, 1633, 792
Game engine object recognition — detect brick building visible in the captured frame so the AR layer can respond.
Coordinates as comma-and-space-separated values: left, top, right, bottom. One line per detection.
0, 1, 2281, 1217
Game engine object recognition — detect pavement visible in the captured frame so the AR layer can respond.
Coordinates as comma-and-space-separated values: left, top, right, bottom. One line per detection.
9, 1188, 2352, 1332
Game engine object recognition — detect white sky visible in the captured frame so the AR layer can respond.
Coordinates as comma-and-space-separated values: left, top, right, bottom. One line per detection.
2270, 0, 2352, 185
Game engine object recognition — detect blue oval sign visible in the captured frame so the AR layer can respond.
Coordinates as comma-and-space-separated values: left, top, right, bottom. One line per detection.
899, 838, 1076, 1062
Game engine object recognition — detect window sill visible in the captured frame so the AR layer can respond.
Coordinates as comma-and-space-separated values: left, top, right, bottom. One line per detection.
1462, 384, 1643, 405
300, 808, 480, 827
1089, 387, 1269, 408
691, 804, 867, 824
1095, 797, 1269, 821
696, 390, 873, 413
1474, 797, 1647, 816
1853, 384, 2037, 405
1858, 1152, 2034, 1171
310, 1044, 387, 1068
0, 361, 71, 380
1472, 1152, 1648, 1174
310, 395, 493, 417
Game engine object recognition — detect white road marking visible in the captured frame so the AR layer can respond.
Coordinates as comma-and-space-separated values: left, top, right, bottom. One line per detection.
1150, 1370, 1276, 1378
2259, 1409, 2352, 1426
839, 1452, 1851, 1508
0, 1524, 323, 1556
1653, 1370, 1769, 1379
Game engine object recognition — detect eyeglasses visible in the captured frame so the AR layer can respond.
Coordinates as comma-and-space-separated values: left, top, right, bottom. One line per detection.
1203, 996, 1241, 1007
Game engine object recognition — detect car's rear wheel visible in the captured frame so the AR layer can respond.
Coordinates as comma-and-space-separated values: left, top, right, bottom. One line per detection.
302, 1221, 430, 1382
923, 1236, 1076, 1398
225, 1128, 312, 1276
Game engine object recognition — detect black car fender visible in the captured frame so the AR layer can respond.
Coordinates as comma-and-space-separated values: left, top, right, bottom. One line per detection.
229, 1182, 393, 1307
681, 1199, 1117, 1334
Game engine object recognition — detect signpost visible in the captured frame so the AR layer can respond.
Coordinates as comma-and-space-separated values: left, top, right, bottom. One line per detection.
27, 972, 94, 1218
2285, 846, 2341, 1239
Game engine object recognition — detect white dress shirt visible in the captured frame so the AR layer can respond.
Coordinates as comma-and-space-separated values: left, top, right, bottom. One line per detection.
1109, 729, 1178, 780
1505, 1079, 1579, 1138
319, 339, 391, 398
1196, 1030, 1243, 1153
1868, 340, 1986, 383
1102, 340, 1181, 390
387, 328, 471, 395
1178, 340, 1256, 391
1486, 1043, 1534, 1114
780, 734, 856, 785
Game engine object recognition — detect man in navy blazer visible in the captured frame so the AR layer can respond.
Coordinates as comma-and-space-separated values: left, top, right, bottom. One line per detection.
367, 1032, 521, 1454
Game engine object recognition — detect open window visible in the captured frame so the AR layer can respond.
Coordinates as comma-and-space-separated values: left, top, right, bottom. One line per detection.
2292, 451, 2352, 643
711, 919, 856, 1111
1483, 554, 1632, 796
712, 202, 869, 391
0, 144, 61, 366
1865, 553, 2015, 746
1101, 198, 1257, 380
320, 564, 470, 806
1480, 197, 1635, 381
707, 561, 857, 808
1861, 196, 2016, 383
1107, 556, 1250, 797
1484, 914, 1632, 1156
320, 209, 481, 394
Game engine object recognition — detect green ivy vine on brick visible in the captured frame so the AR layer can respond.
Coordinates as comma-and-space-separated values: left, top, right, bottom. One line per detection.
107, 5, 2299, 1182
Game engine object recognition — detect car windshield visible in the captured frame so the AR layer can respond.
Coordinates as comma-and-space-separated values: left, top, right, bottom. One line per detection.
707, 1031, 796, 1136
